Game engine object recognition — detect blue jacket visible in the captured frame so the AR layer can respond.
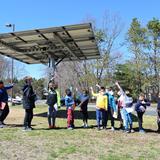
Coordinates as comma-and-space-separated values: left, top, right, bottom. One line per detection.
65, 95, 74, 109
104, 93, 116, 112
135, 100, 150, 112
0, 85, 13, 102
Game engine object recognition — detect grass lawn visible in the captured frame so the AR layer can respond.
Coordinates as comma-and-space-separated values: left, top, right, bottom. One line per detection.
0, 105, 159, 160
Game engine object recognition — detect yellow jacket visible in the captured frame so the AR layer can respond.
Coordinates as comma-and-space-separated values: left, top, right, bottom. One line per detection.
92, 92, 108, 110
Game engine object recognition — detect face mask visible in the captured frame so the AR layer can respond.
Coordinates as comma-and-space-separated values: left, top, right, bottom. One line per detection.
109, 91, 114, 95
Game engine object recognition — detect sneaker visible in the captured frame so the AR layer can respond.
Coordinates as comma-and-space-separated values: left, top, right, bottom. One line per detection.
0, 124, 4, 128
81, 124, 85, 128
67, 127, 73, 130
102, 126, 107, 130
22, 127, 32, 131
28, 127, 34, 130
111, 127, 115, 131
130, 129, 135, 133
124, 129, 130, 133
83, 124, 88, 128
139, 129, 145, 133
49, 125, 53, 129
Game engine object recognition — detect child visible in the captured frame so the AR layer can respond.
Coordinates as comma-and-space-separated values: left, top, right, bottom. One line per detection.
46, 82, 58, 129
156, 93, 160, 133
90, 86, 108, 130
0, 80, 14, 128
135, 93, 150, 133
65, 89, 75, 130
115, 82, 134, 133
105, 86, 117, 131
77, 89, 89, 128
96, 84, 117, 131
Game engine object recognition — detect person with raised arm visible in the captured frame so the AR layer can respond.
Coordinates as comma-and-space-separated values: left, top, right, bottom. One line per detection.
0, 80, 14, 128
115, 82, 134, 133
96, 84, 117, 131
76, 89, 89, 128
90, 86, 108, 130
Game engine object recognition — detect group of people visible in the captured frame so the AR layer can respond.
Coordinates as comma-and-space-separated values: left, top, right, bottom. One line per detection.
0, 77, 160, 134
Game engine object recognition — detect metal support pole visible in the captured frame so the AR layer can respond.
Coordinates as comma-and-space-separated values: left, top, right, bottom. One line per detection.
5, 23, 15, 105
48, 55, 56, 83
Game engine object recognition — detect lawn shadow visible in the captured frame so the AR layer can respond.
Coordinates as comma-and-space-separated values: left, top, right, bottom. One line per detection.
132, 127, 158, 133
35, 125, 98, 131
34, 110, 96, 120
6, 124, 36, 128
34, 110, 138, 122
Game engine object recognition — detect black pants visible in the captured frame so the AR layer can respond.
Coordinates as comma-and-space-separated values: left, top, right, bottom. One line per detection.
106, 107, 114, 127
24, 108, 33, 128
0, 104, 9, 123
137, 111, 144, 130
48, 106, 57, 126
81, 110, 88, 124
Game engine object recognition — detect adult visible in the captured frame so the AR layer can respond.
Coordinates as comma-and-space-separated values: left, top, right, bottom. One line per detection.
22, 76, 36, 131
46, 82, 60, 129
0, 80, 13, 128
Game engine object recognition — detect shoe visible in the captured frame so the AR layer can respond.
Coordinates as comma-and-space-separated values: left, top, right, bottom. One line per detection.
82, 124, 85, 128
111, 127, 115, 131
67, 127, 73, 130
0, 124, 4, 128
130, 129, 135, 133
22, 126, 32, 131
49, 125, 54, 129
124, 129, 130, 133
139, 129, 145, 133
28, 127, 34, 130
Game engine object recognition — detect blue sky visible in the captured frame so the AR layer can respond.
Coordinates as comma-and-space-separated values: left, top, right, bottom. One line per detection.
0, 0, 160, 79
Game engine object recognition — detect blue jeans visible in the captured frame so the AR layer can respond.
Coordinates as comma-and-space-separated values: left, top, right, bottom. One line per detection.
96, 109, 107, 128
120, 108, 132, 130
48, 106, 57, 126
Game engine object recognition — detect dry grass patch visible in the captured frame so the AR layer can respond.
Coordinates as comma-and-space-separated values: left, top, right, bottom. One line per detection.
0, 105, 159, 160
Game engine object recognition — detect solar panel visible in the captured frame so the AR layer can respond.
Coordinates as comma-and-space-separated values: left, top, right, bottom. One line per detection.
0, 23, 100, 65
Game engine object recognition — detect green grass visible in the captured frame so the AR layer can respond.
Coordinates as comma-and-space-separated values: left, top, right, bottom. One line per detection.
0, 105, 159, 160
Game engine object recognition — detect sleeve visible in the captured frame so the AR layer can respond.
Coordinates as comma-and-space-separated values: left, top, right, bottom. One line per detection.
111, 96, 117, 112
65, 97, 68, 107
135, 101, 141, 111
5, 84, 13, 90
105, 96, 108, 109
145, 100, 151, 106
91, 91, 98, 97
56, 90, 61, 107
76, 91, 82, 100
0, 90, 3, 100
